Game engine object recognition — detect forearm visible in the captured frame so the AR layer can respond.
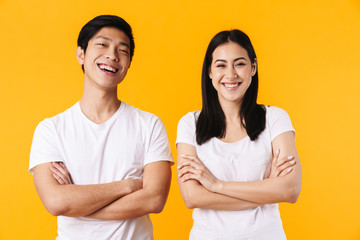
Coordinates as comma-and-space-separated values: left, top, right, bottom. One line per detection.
86, 188, 165, 220
180, 180, 261, 210
86, 161, 172, 220
214, 168, 302, 204
33, 163, 138, 217
48, 181, 133, 217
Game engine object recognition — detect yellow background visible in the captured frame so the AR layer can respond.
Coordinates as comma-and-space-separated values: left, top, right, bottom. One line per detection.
1, 0, 359, 239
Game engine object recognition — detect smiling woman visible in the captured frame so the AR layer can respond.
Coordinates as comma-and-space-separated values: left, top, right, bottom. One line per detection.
176, 29, 302, 240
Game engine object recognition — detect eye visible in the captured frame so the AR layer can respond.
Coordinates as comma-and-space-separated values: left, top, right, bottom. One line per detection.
216, 64, 226, 68
119, 49, 129, 55
96, 43, 106, 47
235, 62, 246, 66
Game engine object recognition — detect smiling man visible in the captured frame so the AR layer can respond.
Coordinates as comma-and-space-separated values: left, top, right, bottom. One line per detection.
29, 15, 173, 240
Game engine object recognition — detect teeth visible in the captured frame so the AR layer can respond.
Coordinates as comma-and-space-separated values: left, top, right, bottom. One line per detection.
99, 64, 117, 73
224, 83, 239, 88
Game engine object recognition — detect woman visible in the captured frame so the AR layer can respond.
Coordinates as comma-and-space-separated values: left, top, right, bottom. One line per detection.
176, 30, 302, 239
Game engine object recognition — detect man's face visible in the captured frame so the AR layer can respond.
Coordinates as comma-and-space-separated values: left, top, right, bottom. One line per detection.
76, 27, 131, 90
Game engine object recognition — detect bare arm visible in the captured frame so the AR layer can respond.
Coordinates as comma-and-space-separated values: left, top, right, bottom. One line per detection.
85, 161, 172, 220
177, 142, 262, 210
33, 162, 142, 217
179, 131, 302, 205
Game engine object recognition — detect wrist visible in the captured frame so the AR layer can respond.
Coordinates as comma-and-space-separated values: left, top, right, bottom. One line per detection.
212, 180, 224, 193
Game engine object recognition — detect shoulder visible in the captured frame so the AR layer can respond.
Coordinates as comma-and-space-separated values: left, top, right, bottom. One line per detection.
177, 111, 200, 133
121, 102, 164, 127
264, 105, 292, 123
38, 103, 78, 127
35, 104, 75, 130
264, 105, 295, 140
176, 111, 200, 145
265, 105, 290, 117
178, 111, 200, 125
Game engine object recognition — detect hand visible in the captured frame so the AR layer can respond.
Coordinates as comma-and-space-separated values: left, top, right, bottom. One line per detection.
269, 149, 296, 178
50, 162, 73, 185
177, 155, 221, 192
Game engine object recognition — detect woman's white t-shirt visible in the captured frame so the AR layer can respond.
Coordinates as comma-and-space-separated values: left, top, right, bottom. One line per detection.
176, 106, 295, 240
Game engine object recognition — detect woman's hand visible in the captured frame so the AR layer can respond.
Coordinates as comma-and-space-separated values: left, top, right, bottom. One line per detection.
50, 162, 73, 185
269, 149, 296, 178
177, 155, 221, 192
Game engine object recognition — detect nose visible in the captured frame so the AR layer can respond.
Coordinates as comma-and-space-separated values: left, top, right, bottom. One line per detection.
105, 47, 119, 62
225, 67, 238, 79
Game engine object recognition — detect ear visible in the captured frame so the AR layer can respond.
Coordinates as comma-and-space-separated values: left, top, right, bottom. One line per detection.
209, 68, 212, 79
76, 46, 85, 65
251, 58, 257, 76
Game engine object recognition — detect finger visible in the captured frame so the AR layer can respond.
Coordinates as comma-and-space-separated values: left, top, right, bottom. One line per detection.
50, 166, 71, 184
180, 172, 199, 183
177, 161, 202, 171
276, 159, 296, 173
180, 155, 202, 164
52, 162, 72, 183
178, 166, 198, 178
52, 162, 69, 176
279, 167, 293, 176
272, 149, 280, 167
52, 173, 65, 185
276, 155, 294, 168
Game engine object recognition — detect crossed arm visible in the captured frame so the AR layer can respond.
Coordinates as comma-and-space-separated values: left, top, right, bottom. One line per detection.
33, 161, 171, 220
177, 131, 302, 210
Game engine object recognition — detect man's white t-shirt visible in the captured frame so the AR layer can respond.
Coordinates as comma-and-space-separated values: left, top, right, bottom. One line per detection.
30, 102, 173, 240
176, 106, 295, 240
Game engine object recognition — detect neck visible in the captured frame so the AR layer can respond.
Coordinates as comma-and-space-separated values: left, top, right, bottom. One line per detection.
219, 99, 242, 125
79, 80, 121, 124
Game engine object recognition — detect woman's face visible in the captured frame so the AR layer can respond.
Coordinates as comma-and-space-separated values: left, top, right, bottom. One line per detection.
209, 41, 256, 105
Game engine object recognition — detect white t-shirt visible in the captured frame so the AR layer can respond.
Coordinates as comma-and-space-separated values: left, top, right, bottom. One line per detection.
176, 106, 295, 240
30, 102, 173, 240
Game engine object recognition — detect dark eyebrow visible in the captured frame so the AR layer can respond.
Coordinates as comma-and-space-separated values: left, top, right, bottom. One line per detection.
214, 57, 247, 63
95, 36, 130, 48
234, 57, 247, 61
214, 59, 226, 63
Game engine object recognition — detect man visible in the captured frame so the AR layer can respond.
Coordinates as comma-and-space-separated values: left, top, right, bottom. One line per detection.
29, 15, 173, 240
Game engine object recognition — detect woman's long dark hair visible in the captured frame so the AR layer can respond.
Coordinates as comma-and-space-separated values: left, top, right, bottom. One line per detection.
196, 29, 266, 145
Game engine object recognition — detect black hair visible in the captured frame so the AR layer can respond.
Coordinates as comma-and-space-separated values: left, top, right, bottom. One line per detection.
77, 15, 135, 71
196, 29, 266, 145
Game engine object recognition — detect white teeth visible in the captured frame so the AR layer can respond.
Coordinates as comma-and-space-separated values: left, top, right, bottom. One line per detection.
99, 64, 117, 73
224, 83, 240, 88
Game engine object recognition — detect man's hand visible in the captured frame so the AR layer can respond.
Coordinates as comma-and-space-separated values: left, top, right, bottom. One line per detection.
50, 162, 73, 185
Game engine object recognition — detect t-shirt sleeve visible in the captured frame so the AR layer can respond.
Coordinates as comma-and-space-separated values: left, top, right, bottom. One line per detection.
29, 119, 63, 174
144, 117, 174, 166
268, 106, 296, 141
176, 112, 197, 147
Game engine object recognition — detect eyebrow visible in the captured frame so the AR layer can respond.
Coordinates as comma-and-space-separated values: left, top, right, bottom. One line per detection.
214, 57, 247, 63
95, 35, 130, 48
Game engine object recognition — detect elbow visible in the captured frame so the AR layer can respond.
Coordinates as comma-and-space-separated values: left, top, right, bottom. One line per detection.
148, 194, 168, 214
44, 201, 67, 216
47, 206, 64, 217
150, 200, 165, 214
285, 184, 301, 204
181, 191, 198, 209
184, 199, 196, 209
42, 195, 70, 216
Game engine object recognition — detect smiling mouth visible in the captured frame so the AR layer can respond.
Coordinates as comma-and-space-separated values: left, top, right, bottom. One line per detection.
222, 82, 241, 88
98, 64, 119, 73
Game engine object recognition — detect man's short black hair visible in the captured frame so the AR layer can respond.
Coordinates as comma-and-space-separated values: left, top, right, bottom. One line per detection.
77, 15, 135, 61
